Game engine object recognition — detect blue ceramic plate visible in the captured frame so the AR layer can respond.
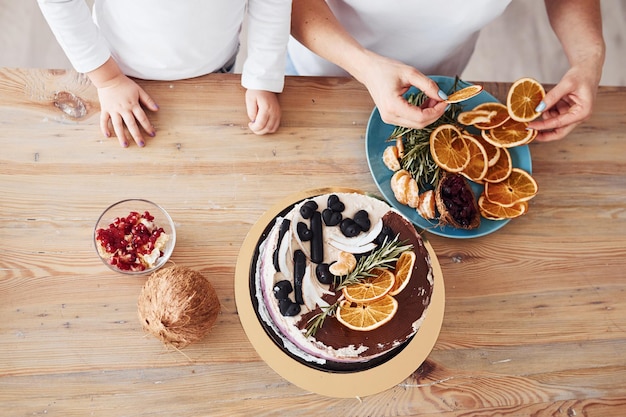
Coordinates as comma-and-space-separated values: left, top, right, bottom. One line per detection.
365, 76, 532, 239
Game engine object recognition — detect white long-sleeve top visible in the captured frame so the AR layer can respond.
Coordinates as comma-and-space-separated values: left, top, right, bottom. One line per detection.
37, 0, 291, 92
288, 0, 512, 77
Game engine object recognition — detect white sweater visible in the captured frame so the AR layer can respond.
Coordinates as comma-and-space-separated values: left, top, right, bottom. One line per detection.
37, 0, 292, 92
288, 0, 512, 77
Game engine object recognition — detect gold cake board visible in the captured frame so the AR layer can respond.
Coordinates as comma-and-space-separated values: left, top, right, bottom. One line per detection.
235, 188, 445, 398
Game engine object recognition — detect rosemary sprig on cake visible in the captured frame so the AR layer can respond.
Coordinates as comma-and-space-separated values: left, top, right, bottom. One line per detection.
303, 236, 413, 337
304, 303, 338, 338
335, 235, 413, 289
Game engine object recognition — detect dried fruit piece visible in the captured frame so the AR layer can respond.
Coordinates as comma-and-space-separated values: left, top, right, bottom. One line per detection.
472, 102, 510, 129
396, 137, 405, 158
390, 169, 413, 205
483, 146, 513, 183
506, 77, 546, 122
445, 84, 483, 103
416, 190, 436, 220
406, 177, 421, 209
470, 134, 500, 168
382, 145, 402, 171
336, 294, 398, 331
435, 173, 481, 230
484, 168, 538, 207
478, 194, 528, 220
389, 251, 416, 296
329, 251, 358, 276
483, 118, 537, 148
460, 134, 489, 182
342, 268, 395, 303
457, 109, 496, 126
429, 124, 470, 173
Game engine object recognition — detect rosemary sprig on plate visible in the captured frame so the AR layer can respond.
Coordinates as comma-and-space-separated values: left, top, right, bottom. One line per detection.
387, 82, 464, 190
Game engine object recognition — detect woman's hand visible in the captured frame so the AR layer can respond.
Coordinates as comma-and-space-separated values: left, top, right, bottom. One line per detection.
290, 0, 447, 131
356, 53, 449, 129
529, 66, 599, 142
530, 0, 605, 141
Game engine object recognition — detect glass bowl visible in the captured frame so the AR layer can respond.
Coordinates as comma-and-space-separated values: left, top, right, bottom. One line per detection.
94, 199, 176, 275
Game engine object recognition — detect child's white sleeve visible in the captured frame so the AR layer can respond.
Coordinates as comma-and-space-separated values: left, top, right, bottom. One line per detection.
37, 0, 111, 74
242, 0, 292, 93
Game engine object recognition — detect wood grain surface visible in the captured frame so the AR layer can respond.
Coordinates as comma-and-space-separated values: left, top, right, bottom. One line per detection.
1, 68, 625, 416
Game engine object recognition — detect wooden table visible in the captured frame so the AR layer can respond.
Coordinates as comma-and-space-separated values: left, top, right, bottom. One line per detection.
1, 68, 625, 416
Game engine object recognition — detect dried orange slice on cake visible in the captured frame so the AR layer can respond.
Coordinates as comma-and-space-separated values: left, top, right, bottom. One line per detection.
484, 167, 538, 207
342, 268, 395, 303
457, 109, 496, 126
506, 77, 546, 122
336, 294, 399, 331
429, 124, 470, 172
389, 251, 416, 296
446, 84, 483, 103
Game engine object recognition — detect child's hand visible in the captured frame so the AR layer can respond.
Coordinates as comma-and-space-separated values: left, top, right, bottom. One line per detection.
245, 89, 281, 135
97, 74, 158, 147
88, 58, 158, 147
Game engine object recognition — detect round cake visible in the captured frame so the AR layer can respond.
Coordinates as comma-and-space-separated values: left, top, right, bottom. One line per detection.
252, 192, 434, 371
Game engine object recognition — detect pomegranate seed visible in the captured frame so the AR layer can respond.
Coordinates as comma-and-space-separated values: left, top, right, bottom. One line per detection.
96, 210, 167, 271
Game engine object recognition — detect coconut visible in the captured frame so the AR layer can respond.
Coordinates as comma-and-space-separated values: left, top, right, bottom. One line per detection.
137, 266, 220, 348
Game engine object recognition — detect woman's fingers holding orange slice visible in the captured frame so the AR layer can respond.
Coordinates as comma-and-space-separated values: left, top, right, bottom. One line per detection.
445, 84, 483, 103
507, 77, 546, 122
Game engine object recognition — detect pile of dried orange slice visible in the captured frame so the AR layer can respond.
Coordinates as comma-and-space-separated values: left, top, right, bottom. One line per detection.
336, 251, 415, 331
450, 77, 543, 220
384, 77, 543, 223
